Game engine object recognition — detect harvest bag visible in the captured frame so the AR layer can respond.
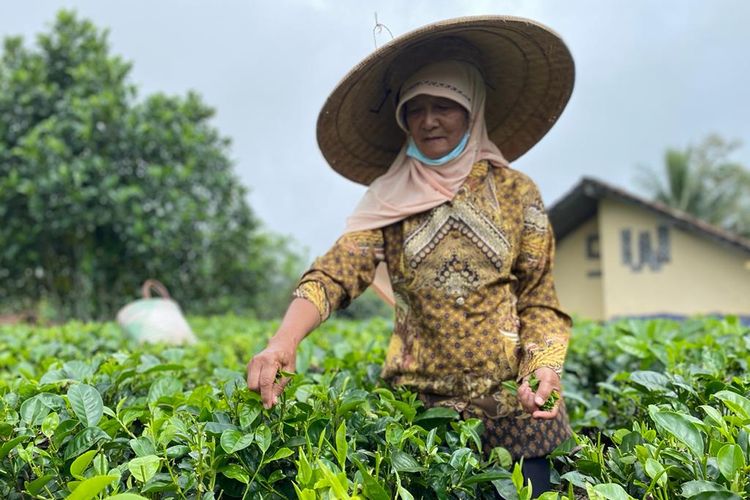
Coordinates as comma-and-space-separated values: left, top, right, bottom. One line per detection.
116, 280, 197, 345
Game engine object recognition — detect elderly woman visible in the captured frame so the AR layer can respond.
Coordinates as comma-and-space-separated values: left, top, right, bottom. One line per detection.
248, 16, 575, 493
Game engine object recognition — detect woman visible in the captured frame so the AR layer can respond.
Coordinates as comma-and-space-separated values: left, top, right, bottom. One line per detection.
248, 16, 575, 493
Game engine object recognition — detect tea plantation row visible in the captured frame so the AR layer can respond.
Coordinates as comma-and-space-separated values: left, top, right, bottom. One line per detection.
0, 315, 748, 499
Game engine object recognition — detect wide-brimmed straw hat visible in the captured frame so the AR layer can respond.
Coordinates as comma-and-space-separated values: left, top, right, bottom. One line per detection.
317, 16, 575, 185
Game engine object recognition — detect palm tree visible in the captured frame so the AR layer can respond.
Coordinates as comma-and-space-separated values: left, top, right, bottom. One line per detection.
636, 135, 750, 237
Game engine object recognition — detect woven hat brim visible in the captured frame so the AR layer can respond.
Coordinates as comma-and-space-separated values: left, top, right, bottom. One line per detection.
317, 16, 575, 186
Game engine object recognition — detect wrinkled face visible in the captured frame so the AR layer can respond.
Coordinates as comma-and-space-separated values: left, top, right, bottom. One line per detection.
404, 95, 470, 159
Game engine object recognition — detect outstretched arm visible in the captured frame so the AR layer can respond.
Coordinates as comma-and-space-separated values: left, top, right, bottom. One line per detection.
246, 229, 385, 408
247, 297, 320, 409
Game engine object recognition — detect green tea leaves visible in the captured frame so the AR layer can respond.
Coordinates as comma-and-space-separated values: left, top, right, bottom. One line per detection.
66, 475, 119, 500
70, 450, 99, 479
717, 443, 745, 480
220, 429, 254, 454
128, 455, 161, 483
648, 406, 705, 457
68, 384, 104, 427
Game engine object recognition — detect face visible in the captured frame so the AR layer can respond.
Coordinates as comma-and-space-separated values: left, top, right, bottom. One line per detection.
404, 95, 469, 159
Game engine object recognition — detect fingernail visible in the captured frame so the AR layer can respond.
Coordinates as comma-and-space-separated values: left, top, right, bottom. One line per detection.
272, 396, 277, 405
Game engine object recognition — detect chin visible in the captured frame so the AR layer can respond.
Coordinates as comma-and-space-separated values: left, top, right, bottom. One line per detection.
421, 147, 447, 159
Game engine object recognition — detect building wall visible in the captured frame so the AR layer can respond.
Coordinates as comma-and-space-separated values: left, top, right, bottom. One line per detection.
553, 216, 604, 320
597, 198, 750, 318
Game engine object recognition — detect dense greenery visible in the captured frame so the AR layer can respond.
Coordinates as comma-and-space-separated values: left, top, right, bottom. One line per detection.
636, 135, 750, 238
0, 11, 305, 321
1, 315, 748, 499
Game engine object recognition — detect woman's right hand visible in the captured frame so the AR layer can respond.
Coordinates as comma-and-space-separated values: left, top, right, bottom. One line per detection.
246, 339, 296, 409
246, 297, 321, 409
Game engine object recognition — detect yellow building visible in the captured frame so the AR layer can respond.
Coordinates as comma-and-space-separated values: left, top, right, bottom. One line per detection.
548, 178, 750, 323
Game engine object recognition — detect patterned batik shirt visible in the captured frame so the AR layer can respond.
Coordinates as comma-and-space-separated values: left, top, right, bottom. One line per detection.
294, 160, 571, 402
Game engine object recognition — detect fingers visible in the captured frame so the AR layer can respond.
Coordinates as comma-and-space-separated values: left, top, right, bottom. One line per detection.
246, 354, 280, 409
532, 404, 560, 420
518, 379, 537, 414
247, 347, 296, 409
258, 364, 278, 409
516, 372, 563, 420
534, 378, 554, 408
246, 357, 261, 393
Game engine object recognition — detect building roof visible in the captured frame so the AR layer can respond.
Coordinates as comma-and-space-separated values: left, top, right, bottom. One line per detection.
548, 177, 750, 255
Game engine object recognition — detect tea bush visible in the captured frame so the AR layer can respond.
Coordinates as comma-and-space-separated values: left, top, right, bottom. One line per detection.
0, 315, 748, 499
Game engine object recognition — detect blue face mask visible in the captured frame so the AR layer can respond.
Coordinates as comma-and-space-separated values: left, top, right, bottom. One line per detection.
406, 132, 470, 166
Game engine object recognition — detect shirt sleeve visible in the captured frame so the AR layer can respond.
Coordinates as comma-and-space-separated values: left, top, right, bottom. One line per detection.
512, 179, 572, 379
293, 229, 385, 323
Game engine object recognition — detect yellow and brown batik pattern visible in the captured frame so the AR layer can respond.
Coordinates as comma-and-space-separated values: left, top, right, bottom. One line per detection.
295, 161, 572, 458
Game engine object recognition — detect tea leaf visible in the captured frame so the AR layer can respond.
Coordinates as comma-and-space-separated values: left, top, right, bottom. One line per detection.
68, 384, 104, 427
255, 424, 272, 453
128, 455, 160, 483
129, 436, 156, 457
268, 447, 294, 462
630, 371, 670, 393
238, 403, 261, 429
64, 427, 111, 460
335, 421, 348, 470
680, 480, 732, 497
644, 458, 667, 488
414, 407, 459, 429
688, 493, 742, 500
713, 390, 750, 420
63, 361, 95, 381
463, 469, 512, 485
0, 436, 28, 460
66, 475, 118, 500
24, 474, 55, 495
70, 450, 98, 479
221, 464, 250, 484
147, 377, 183, 405
588, 483, 634, 500
391, 450, 424, 473
20, 398, 47, 426
648, 406, 705, 457
352, 456, 390, 500
220, 429, 254, 454
42, 411, 60, 437
317, 459, 350, 499
717, 443, 745, 480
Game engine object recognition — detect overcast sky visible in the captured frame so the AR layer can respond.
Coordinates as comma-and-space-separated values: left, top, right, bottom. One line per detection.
3, 1, 749, 259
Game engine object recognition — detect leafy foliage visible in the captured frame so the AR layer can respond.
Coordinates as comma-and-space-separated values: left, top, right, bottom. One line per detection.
636, 135, 750, 238
1, 315, 749, 498
0, 11, 305, 320
560, 316, 750, 499
0, 317, 515, 498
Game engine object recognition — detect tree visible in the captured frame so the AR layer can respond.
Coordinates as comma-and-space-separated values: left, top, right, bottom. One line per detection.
0, 11, 304, 320
636, 135, 750, 238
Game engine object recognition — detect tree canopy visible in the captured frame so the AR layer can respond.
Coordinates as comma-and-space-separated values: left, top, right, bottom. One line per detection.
0, 11, 304, 320
636, 135, 750, 239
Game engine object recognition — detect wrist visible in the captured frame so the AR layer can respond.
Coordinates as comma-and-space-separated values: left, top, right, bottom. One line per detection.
268, 330, 301, 351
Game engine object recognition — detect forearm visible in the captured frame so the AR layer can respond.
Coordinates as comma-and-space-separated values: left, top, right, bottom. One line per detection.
268, 297, 321, 350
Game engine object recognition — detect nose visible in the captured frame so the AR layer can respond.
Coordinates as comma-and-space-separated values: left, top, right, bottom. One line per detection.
422, 108, 439, 129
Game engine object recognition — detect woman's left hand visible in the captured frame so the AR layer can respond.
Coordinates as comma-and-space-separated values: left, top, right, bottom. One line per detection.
518, 367, 562, 419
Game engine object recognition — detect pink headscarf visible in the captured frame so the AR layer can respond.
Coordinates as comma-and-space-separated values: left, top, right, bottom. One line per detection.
344, 60, 509, 305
